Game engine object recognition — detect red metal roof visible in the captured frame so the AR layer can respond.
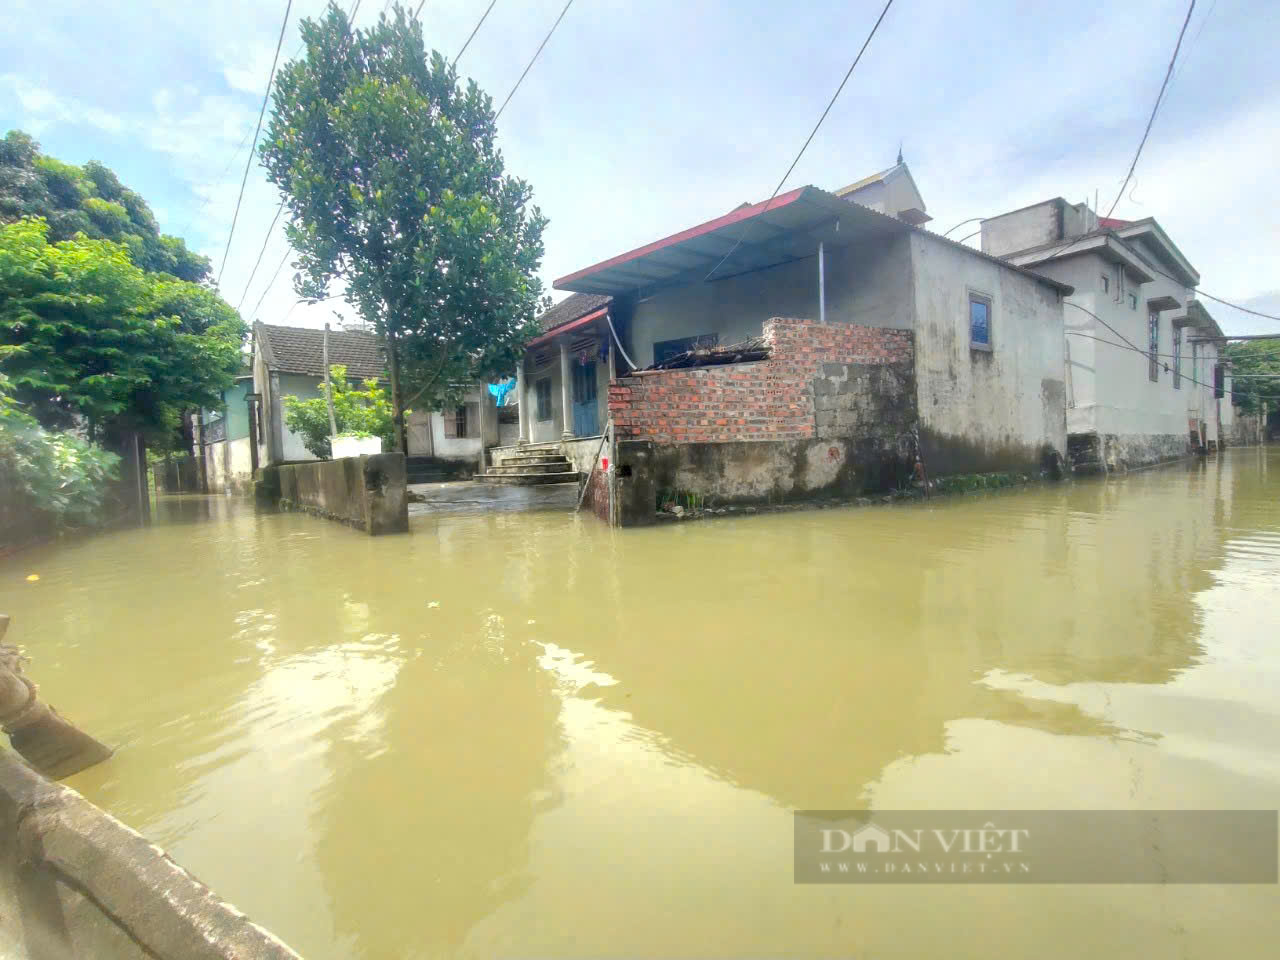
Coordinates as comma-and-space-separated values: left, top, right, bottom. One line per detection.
525, 306, 609, 347
1098, 216, 1131, 230
554, 187, 913, 296
555, 188, 808, 289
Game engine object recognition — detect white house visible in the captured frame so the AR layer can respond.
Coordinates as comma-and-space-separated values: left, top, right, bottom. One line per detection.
981, 200, 1229, 471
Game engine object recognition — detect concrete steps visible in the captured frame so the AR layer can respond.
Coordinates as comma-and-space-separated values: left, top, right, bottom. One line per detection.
485, 461, 572, 475
475, 446, 579, 486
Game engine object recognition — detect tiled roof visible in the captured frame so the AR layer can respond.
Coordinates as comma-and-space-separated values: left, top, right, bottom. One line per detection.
538, 293, 612, 333
255, 322, 386, 381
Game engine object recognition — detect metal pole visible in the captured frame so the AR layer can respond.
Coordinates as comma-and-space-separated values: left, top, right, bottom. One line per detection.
818, 240, 826, 324
323, 323, 338, 439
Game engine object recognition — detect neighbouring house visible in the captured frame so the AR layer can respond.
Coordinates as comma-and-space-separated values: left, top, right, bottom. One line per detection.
247, 321, 498, 477
981, 199, 1230, 471
498, 163, 1073, 524
195, 362, 255, 493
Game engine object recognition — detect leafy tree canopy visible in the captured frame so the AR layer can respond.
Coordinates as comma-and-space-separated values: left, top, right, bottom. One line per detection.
260, 2, 548, 430
0, 218, 246, 448
1224, 341, 1280, 415
282, 364, 394, 458
0, 130, 210, 283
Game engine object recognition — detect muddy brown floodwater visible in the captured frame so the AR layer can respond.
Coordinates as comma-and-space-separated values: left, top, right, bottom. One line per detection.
3, 448, 1279, 959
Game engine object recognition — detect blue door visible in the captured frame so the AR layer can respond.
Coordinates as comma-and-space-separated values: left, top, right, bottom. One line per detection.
572, 362, 598, 436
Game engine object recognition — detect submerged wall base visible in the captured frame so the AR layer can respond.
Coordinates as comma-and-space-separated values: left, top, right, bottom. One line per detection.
1068, 432, 1190, 474
275, 453, 409, 534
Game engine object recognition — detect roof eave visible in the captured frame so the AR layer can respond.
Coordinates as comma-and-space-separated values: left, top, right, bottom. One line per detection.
1115, 219, 1199, 286
1007, 234, 1153, 284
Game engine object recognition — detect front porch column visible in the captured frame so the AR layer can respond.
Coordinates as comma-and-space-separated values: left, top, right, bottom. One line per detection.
516, 358, 529, 445
559, 338, 573, 441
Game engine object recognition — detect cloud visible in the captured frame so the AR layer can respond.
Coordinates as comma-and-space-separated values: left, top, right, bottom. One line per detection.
1, 76, 126, 136
0, 0, 1275, 339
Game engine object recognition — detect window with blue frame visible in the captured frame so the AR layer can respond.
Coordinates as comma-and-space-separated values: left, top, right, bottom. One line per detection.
969, 293, 992, 350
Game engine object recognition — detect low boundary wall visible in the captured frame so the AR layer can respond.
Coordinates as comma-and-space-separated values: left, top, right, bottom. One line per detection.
0, 749, 300, 959
274, 453, 408, 535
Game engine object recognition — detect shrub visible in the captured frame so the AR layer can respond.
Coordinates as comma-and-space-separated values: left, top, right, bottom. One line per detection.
0, 373, 119, 533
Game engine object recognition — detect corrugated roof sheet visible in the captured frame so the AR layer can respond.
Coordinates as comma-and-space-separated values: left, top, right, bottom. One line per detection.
538, 292, 613, 332
255, 322, 386, 381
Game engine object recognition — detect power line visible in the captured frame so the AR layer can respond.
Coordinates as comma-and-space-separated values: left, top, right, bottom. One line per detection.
1194, 291, 1280, 323
216, 0, 294, 288
494, 0, 574, 120
250, 247, 294, 321
1160, 0, 1219, 108
454, 0, 497, 63
1065, 330, 1271, 402
236, 201, 286, 312
1065, 301, 1143, 353
942, 217, 984, 238
235, 0, 369, 320
1063, 302, 1278, 399
1104, 0, 1196, 219
703, 0, 897, 282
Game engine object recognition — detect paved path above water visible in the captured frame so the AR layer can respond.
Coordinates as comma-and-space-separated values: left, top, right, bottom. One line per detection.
407, 479, 578, 514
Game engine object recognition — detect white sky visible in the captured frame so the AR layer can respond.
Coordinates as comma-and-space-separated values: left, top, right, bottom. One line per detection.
2, 0, 1277, 334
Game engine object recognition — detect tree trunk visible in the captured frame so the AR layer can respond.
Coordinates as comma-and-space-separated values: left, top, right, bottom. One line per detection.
387, 335, 409, 455
102, 428, 152, 524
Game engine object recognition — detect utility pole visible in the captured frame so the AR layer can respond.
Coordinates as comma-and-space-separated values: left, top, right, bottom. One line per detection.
323, 323, 339, 439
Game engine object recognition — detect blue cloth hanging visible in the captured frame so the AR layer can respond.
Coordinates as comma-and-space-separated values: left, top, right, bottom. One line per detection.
488, 379, 516, 407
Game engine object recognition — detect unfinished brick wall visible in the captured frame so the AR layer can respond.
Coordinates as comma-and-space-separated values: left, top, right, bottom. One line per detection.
608, 317, 914, 443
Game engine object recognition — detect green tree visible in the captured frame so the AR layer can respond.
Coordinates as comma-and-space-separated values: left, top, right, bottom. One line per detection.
0, 218, 246, 450
260, 2, 547, 451
1224, 341, 1280, 415
0, 130, 210, 283
282, 364, 395, 458
0, 370, 120, 533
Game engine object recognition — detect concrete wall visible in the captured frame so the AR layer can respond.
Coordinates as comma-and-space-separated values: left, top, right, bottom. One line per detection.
981, 199, 1097, 258
1229, 407, 1267, 446
909, 232, 1067, 475
0, 749, 300, 959
623, 234, 915, 369
562, 434, 609, 475
275, 373, 324, 462
202, 436, 254, 495
275, 453, 408, 534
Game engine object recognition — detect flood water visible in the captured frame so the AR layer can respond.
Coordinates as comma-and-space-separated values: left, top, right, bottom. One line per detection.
3, 448, 1279, 959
